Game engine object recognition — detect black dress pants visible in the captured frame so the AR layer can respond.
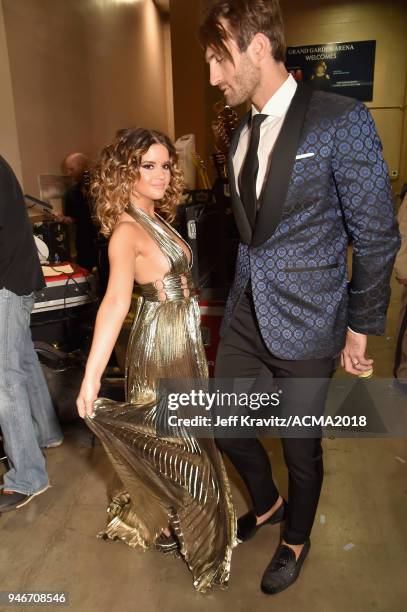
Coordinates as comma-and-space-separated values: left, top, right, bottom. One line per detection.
215, 286, 336, 544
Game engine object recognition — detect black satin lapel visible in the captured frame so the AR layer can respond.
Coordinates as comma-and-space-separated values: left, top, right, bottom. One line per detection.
252, 84, 314, 248
227, 111, 252, 245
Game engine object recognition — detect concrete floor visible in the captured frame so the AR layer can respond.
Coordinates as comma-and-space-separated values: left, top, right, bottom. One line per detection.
1, 279, 406, 612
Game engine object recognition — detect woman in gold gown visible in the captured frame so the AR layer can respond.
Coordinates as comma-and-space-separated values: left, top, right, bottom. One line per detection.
76, 128, 236, 592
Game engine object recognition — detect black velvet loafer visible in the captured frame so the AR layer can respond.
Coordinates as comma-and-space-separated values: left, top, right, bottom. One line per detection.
261, 539, 311, 595
237, 500, 286, 543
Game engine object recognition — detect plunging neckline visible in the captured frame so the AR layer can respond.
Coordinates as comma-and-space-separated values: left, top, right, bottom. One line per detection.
126, 204, 193, 272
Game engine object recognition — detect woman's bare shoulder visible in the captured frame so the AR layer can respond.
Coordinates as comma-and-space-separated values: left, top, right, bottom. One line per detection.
109, 220, 144, 256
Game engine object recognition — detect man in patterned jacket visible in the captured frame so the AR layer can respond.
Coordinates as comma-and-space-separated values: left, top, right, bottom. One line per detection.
200, 0, 400, 595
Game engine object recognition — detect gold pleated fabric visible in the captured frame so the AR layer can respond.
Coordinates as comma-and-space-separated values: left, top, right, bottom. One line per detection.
85, 204, 236, 592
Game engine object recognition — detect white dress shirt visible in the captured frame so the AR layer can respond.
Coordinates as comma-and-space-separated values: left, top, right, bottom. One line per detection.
233, 73, 297, 198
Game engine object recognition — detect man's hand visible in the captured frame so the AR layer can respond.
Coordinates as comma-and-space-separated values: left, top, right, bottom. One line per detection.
341, 330, 373, 376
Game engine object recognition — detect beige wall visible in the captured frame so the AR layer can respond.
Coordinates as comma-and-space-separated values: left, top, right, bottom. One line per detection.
281, 0, 407, 192
2, 0, 91, 196
400, 80, 407, 190
3, 0, 406, 194
170, 0, 210, 162
170, 0, 236, 181
2, 0, 171, 196
163, 17, 175, 140
0, 1, 22, 182
170, 0, 407, 190
81, 0, 170, 155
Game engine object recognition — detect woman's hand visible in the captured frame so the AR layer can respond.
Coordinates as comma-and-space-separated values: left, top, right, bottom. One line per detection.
76, 377, 101, 418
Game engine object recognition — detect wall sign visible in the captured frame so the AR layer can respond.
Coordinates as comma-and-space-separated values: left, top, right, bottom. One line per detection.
286, 40, 376, 102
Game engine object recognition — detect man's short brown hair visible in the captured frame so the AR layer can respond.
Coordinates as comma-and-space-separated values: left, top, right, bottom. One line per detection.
199, 0, 286, 64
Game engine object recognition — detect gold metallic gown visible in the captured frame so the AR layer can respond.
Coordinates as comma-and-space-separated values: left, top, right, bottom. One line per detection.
85, 205, 236, 592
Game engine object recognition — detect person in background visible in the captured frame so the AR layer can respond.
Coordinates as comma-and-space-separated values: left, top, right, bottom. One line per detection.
310, 60, 331, 92
200, 0, 400, 596
0, 155, 63, 513
61, 152, 98, 271
394, 185, 407, 391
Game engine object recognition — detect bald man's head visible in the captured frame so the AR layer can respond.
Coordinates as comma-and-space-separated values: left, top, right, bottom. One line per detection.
62, 152, 89, 181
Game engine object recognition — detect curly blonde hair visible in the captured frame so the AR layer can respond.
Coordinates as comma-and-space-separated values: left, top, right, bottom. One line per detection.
91, 127, 184, 237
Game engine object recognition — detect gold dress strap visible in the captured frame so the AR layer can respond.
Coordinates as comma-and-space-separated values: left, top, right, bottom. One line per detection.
125, 204, 194, 302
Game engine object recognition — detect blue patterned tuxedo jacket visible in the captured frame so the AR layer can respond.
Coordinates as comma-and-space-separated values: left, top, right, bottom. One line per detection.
221, 84, 401, 360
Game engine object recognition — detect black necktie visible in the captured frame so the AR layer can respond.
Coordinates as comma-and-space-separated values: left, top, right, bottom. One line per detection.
239, 113, 267, 228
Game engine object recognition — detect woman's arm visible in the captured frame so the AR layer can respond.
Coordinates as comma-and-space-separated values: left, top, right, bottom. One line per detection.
77, 223, 138, 417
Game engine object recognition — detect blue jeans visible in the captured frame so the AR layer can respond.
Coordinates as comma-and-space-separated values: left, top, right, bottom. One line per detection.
0, 288, 63, 494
